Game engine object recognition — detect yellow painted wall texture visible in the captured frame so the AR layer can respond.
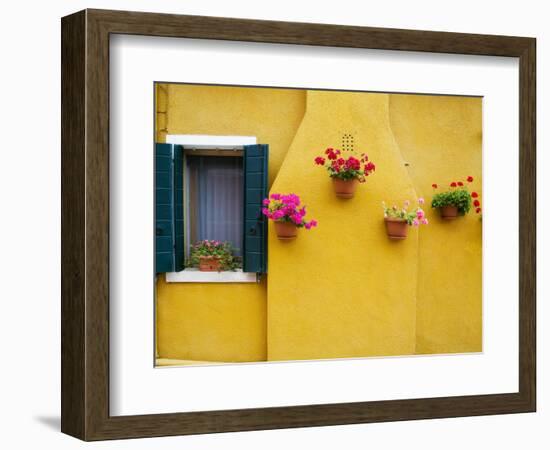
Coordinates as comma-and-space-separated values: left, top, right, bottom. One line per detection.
157, 277, 268, 362
155, 84, 305, 362
155, 84, 482, 363
267, 91, 418, 360
389, 94, 482, 354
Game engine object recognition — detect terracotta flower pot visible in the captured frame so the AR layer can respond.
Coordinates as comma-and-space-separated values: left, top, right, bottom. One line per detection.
439, 205, 459, 220
332, 177, 359, 199
198, 256, 222, 272
384, 217, 409, 240
274, 221, 298, 240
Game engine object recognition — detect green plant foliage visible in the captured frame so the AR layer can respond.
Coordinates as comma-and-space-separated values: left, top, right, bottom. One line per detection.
188, 240, 241, 271
431, 188, 472, 215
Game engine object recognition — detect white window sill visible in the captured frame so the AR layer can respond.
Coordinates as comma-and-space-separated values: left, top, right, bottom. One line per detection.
165, 268, 257, 283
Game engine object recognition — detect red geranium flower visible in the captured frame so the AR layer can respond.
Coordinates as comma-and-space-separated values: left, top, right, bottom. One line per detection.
457, 181, 464, 186
471, 192, 479, 198
476, 207, 481, 214
432, 183, 438, 189
467, 176, 474, 182
314, 156, 325, 165
473, 199, 480, 207
345, 156, 361, 170
450, 182, 457, 187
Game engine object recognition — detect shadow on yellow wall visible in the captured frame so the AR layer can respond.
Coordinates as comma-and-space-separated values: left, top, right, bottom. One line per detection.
155, 83, 482, 364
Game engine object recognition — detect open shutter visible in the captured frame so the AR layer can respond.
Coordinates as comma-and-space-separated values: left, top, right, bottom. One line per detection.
173, 145, 185, 272
243, 144, 269, 273
155, 143, 184, 273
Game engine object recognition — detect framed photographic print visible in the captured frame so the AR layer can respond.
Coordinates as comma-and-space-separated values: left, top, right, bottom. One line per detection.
61, 9, 536, 441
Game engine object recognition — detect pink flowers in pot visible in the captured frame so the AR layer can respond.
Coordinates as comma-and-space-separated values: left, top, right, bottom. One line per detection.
382, 198, 429, 226
262, 193, 317, 229
262, 193, 317, 240
382, 198, 429, 240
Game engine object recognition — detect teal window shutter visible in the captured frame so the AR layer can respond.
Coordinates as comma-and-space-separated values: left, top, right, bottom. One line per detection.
242, 144, 268, 273
173, 145, 185, 272
155, 143, 185, 273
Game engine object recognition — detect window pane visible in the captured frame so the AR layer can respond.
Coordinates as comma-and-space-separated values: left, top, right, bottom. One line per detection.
187, 155, 243, 256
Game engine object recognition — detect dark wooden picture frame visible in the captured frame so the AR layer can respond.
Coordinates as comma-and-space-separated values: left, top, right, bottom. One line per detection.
61, 9, 536, 441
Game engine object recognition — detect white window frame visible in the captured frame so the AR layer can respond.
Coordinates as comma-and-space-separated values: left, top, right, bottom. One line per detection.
164, 135, 257, 283
166, 134, 257, 149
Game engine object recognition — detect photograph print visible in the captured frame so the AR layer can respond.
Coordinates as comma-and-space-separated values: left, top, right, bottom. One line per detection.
154, 82, 482, 367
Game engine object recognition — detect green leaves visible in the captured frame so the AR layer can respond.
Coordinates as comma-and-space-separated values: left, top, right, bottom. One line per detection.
329, 168, 362, 181
431, 188, 472, 215
188, 240, 241, 271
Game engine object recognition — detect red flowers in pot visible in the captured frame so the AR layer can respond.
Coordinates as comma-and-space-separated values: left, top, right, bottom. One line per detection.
314, 148, 376, 199
431, 176, 481, 220
262, 193, 317, 240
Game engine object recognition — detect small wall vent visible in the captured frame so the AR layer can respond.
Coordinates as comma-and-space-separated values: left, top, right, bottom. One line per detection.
341, 133, 355, 152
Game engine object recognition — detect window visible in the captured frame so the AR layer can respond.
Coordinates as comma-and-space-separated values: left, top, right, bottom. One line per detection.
185, 152, 244, 260
154, 140, 268, 277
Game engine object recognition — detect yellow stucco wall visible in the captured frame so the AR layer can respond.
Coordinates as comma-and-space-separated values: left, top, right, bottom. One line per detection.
155, 84, 306, 362
389, 94, 483, 354
155, 83, 482, 363
159, 83, 306, 184
267, 91, 418, 360
157, 276, 268, 362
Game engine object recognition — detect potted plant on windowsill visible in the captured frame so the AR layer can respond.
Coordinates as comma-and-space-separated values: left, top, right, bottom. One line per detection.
262, 193, 317, 240
314, 148, 376, 199
382, 198, 429, 240
189, 240, 239, 272
431, 176, 481, 220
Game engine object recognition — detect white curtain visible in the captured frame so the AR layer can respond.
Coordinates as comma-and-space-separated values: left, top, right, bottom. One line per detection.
187, 155, 243, 255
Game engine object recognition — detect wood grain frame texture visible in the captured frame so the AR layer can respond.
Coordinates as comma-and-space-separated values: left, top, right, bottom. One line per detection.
61, 8, 536, 441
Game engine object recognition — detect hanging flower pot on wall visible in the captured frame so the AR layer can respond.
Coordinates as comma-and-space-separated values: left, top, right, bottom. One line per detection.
384, 217, 409, 240
273, 221, 298, 240
314, 148, 375, 199
430, 177, 481, 220
439, 205, 459, 220
382, 199, 429, 240
331, 178, 359, 199
262, 193, 317, 241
